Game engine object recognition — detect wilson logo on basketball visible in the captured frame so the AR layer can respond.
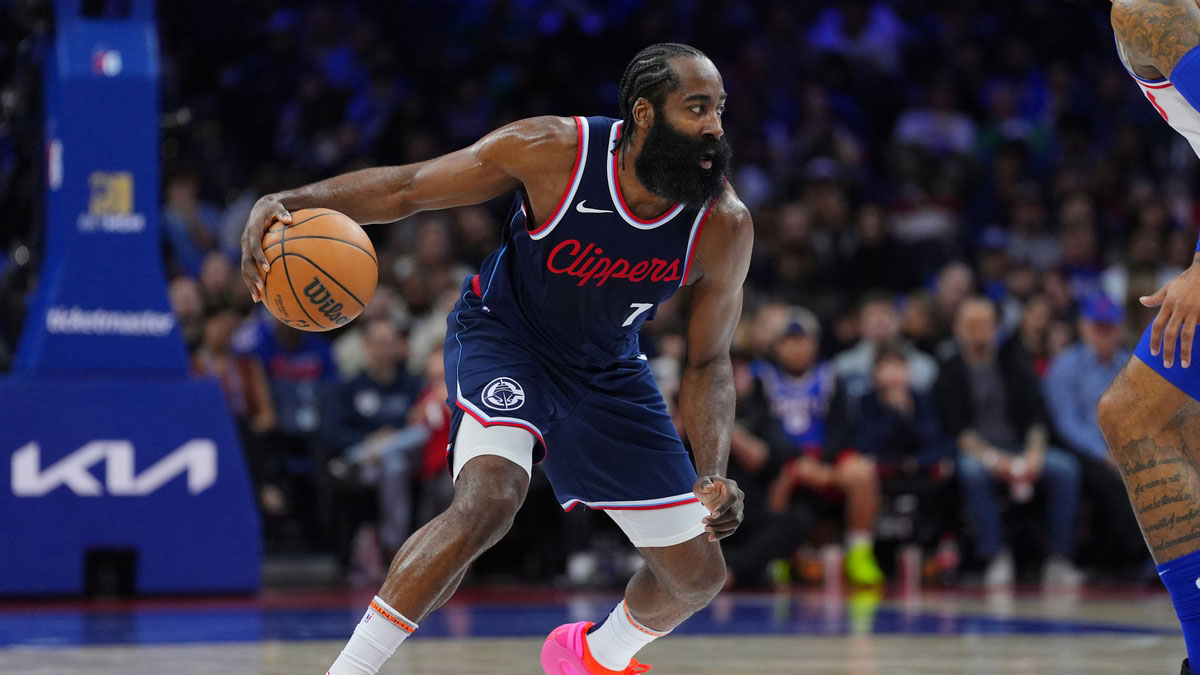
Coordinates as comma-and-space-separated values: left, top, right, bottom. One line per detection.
303, 278, 351, 327
482, 377, 525, 411
546, 239, 681, 287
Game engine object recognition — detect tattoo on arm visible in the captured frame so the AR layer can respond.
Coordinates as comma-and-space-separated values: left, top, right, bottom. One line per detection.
1137, 490, 1189, 515
1154, 529, 1200, 553
1113, 0, 1200, 75
1120, 453, 1186, 476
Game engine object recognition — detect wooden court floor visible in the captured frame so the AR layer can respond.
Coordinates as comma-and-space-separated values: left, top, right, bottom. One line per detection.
0, 589, 1187, 674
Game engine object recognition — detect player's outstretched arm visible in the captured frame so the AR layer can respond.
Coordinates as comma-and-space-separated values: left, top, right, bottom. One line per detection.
240, 116, 577, 301
679, 185, 753, 541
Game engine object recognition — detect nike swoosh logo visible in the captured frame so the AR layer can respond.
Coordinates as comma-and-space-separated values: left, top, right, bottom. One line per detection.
575, 200, 614, 214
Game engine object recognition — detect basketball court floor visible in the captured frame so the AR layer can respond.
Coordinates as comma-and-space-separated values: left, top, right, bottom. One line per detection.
0, 586, 1186, 674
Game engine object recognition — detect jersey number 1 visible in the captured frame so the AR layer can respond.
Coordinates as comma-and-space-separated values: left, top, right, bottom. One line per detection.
623, 303, 654, 327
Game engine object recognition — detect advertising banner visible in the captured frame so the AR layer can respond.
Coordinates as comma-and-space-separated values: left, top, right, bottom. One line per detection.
0, 378, 260, 594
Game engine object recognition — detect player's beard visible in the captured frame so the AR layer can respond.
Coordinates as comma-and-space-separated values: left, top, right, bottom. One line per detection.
633, 112, 732, 207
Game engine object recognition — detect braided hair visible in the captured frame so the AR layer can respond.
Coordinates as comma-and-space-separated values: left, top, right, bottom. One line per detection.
615, 43, 708, 160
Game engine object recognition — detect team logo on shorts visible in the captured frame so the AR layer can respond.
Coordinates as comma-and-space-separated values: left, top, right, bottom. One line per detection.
482, 377, 525, 411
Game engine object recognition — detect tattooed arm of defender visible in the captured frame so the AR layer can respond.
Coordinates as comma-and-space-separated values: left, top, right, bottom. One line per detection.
1112, 0, 1200, 77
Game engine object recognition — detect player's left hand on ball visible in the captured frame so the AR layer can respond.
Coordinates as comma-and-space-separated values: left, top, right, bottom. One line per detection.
694, 475, 744, 542
1142, 262, 1200, 368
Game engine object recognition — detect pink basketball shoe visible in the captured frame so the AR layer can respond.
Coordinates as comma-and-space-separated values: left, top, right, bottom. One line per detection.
540, 621, 652, 675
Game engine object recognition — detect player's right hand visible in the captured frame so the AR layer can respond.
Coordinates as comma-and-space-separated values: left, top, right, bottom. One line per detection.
240, 195, 293, 302
1141, 261, 1200, 368
694, 475, 744, 542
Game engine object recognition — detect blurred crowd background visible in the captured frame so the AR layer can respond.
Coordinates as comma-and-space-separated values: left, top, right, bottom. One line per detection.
0, 0, 1190, 590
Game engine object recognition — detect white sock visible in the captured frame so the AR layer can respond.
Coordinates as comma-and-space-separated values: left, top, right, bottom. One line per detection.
586, 600, 668, 671
327, 596, 417, 675
847, 530, 872, 549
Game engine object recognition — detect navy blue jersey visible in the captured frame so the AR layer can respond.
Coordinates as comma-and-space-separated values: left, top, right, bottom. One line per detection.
470, 115, 715, 369
443, 115, 721, 506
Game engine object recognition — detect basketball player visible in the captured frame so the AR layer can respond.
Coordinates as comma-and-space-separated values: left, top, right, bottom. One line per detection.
240, 44, 750, 675
1100, 3, 1200, 674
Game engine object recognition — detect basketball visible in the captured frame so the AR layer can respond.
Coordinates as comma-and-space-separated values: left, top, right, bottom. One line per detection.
260, 208, 378, 332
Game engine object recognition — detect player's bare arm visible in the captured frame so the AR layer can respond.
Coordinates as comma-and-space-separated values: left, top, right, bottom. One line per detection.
239, 115, 579, 301
1112, 0, 1200, 367
680, 185, 752, 541
1112, 0, 1200, 79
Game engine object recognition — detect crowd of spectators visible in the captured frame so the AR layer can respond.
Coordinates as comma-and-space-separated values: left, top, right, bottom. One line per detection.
1, 0, 1194, 588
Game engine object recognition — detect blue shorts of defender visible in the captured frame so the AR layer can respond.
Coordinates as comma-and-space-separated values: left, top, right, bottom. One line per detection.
1134, 321, 1200, 400
442, 279, 701, 512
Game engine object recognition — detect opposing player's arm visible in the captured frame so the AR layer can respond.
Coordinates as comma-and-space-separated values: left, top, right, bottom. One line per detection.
1115, 2, 1200, 368
680, 186, 753, 541
1112, 0, 1200, 77
240, 116, 577, 300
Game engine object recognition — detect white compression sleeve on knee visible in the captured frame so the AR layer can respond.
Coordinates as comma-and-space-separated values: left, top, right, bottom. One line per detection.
327, 596, 417, 675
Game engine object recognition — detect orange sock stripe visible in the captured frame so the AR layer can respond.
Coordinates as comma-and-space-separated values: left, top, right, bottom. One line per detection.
370, 600, 417, 634
622, 601, 668, 638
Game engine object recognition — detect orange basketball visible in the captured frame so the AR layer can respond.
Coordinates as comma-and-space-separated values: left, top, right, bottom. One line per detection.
260, 208, 378, 332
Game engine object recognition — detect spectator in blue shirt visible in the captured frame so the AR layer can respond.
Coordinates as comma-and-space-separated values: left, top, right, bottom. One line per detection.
239, 312, 340, 435
1043, 294, 1147, 576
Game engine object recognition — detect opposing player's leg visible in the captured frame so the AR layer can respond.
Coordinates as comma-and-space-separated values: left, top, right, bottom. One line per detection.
1097, 357, 1200, 674
327, 415, 535, 675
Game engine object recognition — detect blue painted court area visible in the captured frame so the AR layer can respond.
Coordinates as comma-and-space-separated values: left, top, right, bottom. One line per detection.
0, 592, 1178, 648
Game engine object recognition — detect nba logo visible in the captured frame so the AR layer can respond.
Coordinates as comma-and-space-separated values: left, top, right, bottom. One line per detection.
483, 377, 525, 411
92, 50, 123, 77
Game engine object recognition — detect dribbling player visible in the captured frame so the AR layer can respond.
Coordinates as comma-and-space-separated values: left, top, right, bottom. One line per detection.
1102, 3, 1200, 674
241, 44, 751, 675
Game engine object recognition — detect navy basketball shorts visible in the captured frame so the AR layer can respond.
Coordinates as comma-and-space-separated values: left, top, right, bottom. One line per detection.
1134, 320, 1200, 400
443, 284, 707, 547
